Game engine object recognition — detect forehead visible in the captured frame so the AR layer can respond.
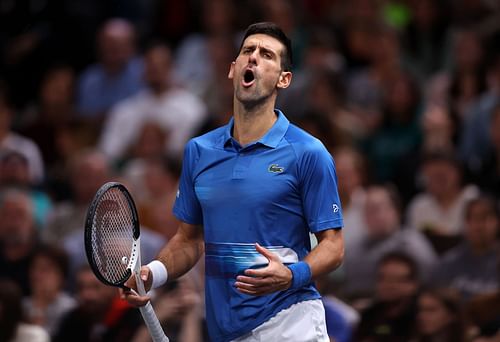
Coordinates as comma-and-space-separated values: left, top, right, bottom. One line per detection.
241, 34, 285, 53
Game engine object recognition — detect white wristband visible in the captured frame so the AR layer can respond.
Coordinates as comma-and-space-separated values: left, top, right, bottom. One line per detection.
147, 260, 168, 289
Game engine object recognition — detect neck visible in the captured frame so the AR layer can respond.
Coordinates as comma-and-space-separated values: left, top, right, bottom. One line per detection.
232, 97, 277, 146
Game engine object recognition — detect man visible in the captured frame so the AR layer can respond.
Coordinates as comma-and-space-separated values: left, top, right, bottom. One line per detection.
54, 266, 143, 342
76, 18, 144, 119
123, 22, 344, 342
98, 41, 207, 162
355, 252, 420, 342
342, 185, 437, 299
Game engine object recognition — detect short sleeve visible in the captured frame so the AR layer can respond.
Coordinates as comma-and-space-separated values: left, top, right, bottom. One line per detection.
298, 141, 343, 232
172, 140, 203, 225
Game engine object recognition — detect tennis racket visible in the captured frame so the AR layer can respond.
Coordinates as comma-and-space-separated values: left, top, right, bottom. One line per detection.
84, 181, 169, 342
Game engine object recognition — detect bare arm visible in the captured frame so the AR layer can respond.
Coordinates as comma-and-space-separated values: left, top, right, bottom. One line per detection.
305, 228, 344, 278
235, 228, 344, 295
122, 221, 204, 306
156, 221, 205, 280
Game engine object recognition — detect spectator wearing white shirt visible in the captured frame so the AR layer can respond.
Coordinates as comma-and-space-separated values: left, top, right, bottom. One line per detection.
99, 42, 207, 163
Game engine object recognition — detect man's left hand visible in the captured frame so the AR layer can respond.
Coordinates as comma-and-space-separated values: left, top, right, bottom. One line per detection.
235, 243, 293, 296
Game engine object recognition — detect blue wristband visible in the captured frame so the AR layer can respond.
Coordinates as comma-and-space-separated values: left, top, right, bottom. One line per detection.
288, 261, 312, 290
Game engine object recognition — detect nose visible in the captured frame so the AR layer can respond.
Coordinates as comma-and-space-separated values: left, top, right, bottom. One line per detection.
248, 48, 258, 64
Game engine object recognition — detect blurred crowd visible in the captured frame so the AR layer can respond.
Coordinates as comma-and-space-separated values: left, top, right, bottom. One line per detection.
0, 0, 499, 341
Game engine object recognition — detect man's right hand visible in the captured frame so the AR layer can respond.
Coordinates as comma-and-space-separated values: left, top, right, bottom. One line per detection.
120, 265, 153, 307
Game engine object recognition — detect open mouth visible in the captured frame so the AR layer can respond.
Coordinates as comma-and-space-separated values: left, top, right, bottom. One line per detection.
242, 69, 255, 87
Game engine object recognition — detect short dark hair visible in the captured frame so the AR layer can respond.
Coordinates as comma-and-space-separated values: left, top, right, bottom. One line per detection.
378, 251, 420, 282
238, 22, 293, 71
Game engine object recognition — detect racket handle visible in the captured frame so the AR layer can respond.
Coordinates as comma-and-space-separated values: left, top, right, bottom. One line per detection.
139, 302, 170, 342
135, 273, 169, 342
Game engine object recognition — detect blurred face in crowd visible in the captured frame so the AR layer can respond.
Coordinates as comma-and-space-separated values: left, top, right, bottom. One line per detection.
29, 254, 64, 298
40, 67, 75, 110
98, 19, 135, 73
144, 45, 171, 93
376, 259, 417, 303
454, 30, 483, 71
464, 200, 499, 250
417, 292, 455, 336
363, 187, 400, 238
335, 149, 364, 203
70, 152, 109, 204
422, 159, 461, 199
0, 191, 34, 248
76, 268, 116, 315
0, 153, 30, 186
229, 34, 291, 108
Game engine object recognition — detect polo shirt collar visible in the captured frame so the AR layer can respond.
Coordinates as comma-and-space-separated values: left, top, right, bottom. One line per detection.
222, 109, 289, 149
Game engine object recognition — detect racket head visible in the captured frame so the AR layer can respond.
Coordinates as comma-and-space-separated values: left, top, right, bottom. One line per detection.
84, 182, 140, 288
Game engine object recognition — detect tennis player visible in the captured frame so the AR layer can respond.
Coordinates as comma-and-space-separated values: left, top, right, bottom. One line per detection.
123, 22, 345, 341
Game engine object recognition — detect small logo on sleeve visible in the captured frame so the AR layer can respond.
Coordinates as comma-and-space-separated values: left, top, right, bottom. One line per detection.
268, 164, 285, 173
332, 204, 340, 213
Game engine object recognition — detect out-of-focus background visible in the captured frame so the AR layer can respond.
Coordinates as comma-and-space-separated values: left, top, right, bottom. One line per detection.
0, 0, 499, 341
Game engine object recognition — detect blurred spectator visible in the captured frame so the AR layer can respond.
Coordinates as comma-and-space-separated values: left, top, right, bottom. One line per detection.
459, 51, 500, 168
123, 156, 180, 239
342, 185, 437, 299
406, 151, 479, 251
354, 251, 420, 342
0, 82, 45, 184
431, 195, 499, 301
447, 28, 487, 120
22, 246, 76, 337
99, 42, 207, 163
0, 280, 49, 342
42, 149, 110, 246
362, 71, 422, 182
18, 65, 95, 183
53, 265, 143, 342
466, 276, 500, 341
76, 18, 144, 119
347, 26, 417, 143
394, 104, 457, 207
0, 151, 52, 228
411, 288, 468, 342
132, 271, 208, 342
334, 147, 367, 248
0, 188, 40, 295
401, 0, 451, 80
468, 104, 500, 196
174, 0, 237, 98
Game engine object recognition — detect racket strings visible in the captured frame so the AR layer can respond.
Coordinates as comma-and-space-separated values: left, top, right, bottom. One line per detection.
91, 188, 135, 284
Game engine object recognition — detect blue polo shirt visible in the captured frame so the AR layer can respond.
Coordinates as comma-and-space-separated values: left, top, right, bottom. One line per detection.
173, 110, 343, 341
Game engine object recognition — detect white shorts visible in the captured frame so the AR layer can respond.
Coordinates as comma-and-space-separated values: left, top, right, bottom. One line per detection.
231, 299, 329, 342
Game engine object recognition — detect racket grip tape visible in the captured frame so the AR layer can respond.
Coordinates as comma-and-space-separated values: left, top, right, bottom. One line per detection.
139, 302, 170, 342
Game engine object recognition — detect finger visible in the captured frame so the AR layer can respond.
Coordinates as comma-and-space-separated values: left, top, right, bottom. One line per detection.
236, 275, 270, 286
235, 283, 275, 296
123, 274, 137, 290
140, 266, 149, 282
255, 243, 279, 262
244, 267, 271, 277
122, 289, 151, 307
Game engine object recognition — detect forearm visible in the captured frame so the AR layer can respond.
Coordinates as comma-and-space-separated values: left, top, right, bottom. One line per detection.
304, 229, 344, 279
156, 224, 204, 281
